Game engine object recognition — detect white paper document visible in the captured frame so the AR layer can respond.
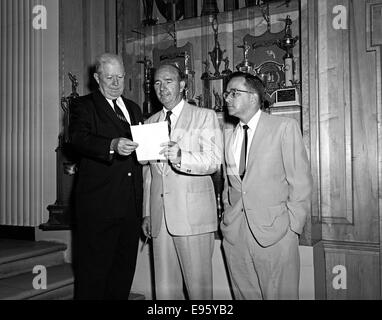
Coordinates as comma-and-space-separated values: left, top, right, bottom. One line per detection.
130, 122, 169, 161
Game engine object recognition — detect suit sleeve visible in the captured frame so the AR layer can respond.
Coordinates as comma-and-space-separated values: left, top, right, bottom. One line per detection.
282, 119, 313, 235
142, 163, 152, 217
222, 154, 232, 214
69, 98, 113, 163
177, 110, 223, 175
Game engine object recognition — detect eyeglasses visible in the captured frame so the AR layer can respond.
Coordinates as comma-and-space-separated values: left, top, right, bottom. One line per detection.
223, 88, 255, 100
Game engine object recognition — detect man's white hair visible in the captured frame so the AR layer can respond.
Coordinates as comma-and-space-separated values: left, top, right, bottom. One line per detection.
95, 53, 124, 74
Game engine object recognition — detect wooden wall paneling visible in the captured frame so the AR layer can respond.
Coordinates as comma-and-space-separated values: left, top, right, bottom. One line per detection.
324, 242, 380, 300
105, 0, 117, 53
348, 0, 379, 242
367, 0, 382, 295
60, 0, 85, 96
300, 1, 326, 299
316, 0, 351, 227
317, 0, 379, 243
117, 0, 141, 103
300, 0, 322, 246
60, 0, 117, 97
304, 0, 382, 299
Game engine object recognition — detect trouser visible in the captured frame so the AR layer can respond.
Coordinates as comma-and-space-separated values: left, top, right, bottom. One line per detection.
223, 216, 300, 300
152, 216, 215, 300
74, 217, 139, 300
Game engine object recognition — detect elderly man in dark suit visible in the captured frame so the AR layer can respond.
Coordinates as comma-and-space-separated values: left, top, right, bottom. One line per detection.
69, 53, 143, 300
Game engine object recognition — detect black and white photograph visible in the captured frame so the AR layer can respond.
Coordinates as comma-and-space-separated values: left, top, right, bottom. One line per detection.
0, 0, 381, 314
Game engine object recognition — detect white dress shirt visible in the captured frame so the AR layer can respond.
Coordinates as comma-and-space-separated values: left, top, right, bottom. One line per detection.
106, 96, 131, 124
232, 110, 262, 171
161, 99, 184, 131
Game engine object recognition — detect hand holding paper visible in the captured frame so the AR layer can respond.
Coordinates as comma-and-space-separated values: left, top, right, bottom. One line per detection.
160, 141, 181, 165
130, 122, 169, 161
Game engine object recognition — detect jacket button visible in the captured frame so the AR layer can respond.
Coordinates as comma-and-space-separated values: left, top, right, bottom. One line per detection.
160, 194, 163, 198
128, 172, 132, 177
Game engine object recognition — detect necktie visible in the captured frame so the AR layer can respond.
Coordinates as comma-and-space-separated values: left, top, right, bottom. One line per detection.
112, 99, 129, 124
165, 110, 172, 137
239, 125, 249, 180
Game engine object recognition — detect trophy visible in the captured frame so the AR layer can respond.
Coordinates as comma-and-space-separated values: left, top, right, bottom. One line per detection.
142, 0, 158, 26
236, 41, 255, 74
277, 15, 299, 87
61, 73, 79, 144
222, 57, 232, 76
184, 51, 195, 101
43, 73, 80, 230
208, 16, 226, 78
137, 56, 153, 117
213, 88, 223, 112
201, 60, 212, 80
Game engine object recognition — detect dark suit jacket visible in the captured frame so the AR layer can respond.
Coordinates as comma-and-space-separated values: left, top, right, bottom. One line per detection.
69, 90, 143, 222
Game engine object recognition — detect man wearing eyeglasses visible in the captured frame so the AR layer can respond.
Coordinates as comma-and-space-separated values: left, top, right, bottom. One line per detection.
69, 53, 143, 299
220, 72, 312, 300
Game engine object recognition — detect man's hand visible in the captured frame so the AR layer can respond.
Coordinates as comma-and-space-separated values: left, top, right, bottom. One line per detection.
160, 141, 181, 165
142, 216, 152, 239
111, 138, 138, 156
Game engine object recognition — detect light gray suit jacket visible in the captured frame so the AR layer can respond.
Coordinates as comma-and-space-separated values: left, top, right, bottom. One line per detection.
143, 102, 223, 237
220, 112, 313, 247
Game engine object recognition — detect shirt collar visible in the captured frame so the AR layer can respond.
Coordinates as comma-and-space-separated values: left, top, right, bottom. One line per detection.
240, 109, 261, 130
106, 96, 123, 106
163, 99, 184, 119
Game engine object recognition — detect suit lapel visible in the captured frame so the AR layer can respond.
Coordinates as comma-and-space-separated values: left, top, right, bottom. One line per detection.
159, 102, 191, 175
122, 97, 137, 125
171, 102, 191, 143
92, 90, 131, 137
246, 112, 271, 172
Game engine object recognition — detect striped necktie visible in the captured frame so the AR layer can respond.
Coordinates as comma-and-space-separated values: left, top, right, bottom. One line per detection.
112, 99, 129, 124
165, 110, 172, 137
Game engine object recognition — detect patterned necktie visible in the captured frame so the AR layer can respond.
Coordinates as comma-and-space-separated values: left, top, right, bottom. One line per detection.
165, 110, 172, 137
112, 99, 129, 124
239, 125, 249, 180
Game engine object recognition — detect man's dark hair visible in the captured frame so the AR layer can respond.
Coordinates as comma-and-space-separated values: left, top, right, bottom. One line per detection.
156, 63, 186, 82
227, 71, 265, 107
155, 63, 187, 99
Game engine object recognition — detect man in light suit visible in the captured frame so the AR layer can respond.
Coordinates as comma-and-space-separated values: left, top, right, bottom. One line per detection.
220, 72, 312, 300
141, 64, 223, 300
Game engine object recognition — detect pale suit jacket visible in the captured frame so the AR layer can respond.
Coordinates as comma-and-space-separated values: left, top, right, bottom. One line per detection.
143, 102, 223, 237
220, 112, 312, 247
